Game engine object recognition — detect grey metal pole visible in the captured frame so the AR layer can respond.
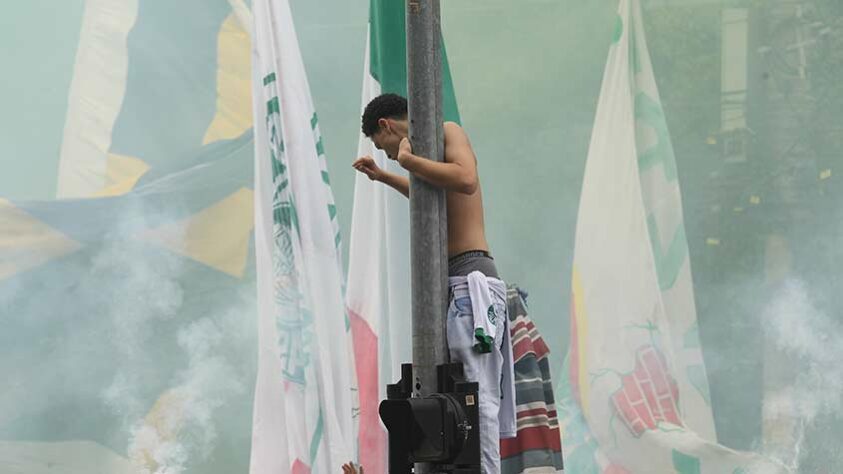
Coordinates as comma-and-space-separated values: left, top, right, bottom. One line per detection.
406, 0, 448, 447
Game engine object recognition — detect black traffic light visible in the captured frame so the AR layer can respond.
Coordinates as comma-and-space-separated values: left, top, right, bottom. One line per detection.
379, 363, 481, 473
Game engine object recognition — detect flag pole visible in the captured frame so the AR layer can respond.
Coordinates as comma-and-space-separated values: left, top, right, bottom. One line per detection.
406, 1, 448, 470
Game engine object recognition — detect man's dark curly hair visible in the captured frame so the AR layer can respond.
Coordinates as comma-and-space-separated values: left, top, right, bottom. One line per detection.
361, 93, 408, 137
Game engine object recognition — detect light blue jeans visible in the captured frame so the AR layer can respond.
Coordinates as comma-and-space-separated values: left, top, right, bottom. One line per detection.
447, 291, 507, 474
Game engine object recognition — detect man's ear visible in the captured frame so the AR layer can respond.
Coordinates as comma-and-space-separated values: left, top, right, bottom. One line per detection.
377, 118, 390, 134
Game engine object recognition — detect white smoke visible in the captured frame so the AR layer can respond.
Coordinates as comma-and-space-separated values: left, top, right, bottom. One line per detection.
761, 279, 843, 471
95, 222, 186, 422
53, 207, 252, 474
0, 196, 256, 474
126, 308, 249, 474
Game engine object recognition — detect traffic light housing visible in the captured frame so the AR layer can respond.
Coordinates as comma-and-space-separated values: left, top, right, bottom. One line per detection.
379, 363, 481, 473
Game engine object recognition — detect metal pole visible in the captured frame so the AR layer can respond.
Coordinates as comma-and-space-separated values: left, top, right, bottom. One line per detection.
406, 1, 448, 470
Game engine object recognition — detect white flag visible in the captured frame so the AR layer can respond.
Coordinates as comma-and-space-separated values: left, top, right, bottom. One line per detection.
558, 0, 786, 472
250, 0, 354, 472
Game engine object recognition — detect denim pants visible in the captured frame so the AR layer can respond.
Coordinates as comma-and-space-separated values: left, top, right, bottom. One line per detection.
447, 285, 508, 474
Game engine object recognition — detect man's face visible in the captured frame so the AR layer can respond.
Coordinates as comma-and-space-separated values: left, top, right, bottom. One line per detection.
371, 119, 402, 160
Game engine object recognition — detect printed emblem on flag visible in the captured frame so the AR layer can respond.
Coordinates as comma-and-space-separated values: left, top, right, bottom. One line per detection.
611, 344, 682, 437
263, 70, 312, 386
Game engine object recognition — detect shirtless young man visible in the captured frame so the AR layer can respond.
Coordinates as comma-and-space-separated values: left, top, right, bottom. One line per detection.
352, 93, 515, 473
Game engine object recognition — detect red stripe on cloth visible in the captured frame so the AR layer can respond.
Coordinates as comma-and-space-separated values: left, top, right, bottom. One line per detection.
512, 338, 537, 361
532, 337, 550, 359
510, 320, 549, 358
511, 319, 531, 334
517, 407, 550, 419
500, 425, 563, 457
349, 309, 386, 474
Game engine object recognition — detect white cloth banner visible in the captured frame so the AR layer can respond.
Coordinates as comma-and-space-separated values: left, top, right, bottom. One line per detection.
559, 0, 787, 472
250, 0, 354, 472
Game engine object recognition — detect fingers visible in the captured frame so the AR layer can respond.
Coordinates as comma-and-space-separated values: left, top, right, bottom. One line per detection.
351, 160, 367, 173
352, 156, 374, 166
341, 462, 360, 474
351, 162, 371, 174
399, 137, 412, 152
352, 164, 377, 181
352, 156, 381, 181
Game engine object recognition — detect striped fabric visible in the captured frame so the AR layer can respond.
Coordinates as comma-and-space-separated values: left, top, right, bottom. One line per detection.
502, 287, 564, 473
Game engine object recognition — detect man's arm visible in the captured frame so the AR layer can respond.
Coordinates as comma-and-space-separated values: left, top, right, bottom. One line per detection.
396, 122, 478, 195
380, 171, 410, 198
352, 156, 410, 198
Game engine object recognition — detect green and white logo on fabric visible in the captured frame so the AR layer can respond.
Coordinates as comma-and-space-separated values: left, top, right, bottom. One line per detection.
264, 71, 312, 385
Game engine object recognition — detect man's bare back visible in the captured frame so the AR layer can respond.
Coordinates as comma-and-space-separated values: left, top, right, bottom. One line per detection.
353, 116, 489, 257
441, 123, 490, 256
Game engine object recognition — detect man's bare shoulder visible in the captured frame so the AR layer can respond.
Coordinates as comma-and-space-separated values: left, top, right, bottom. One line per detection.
442, 122, 476, 167
443, 121, 472, 146
443, 121, 466, 135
